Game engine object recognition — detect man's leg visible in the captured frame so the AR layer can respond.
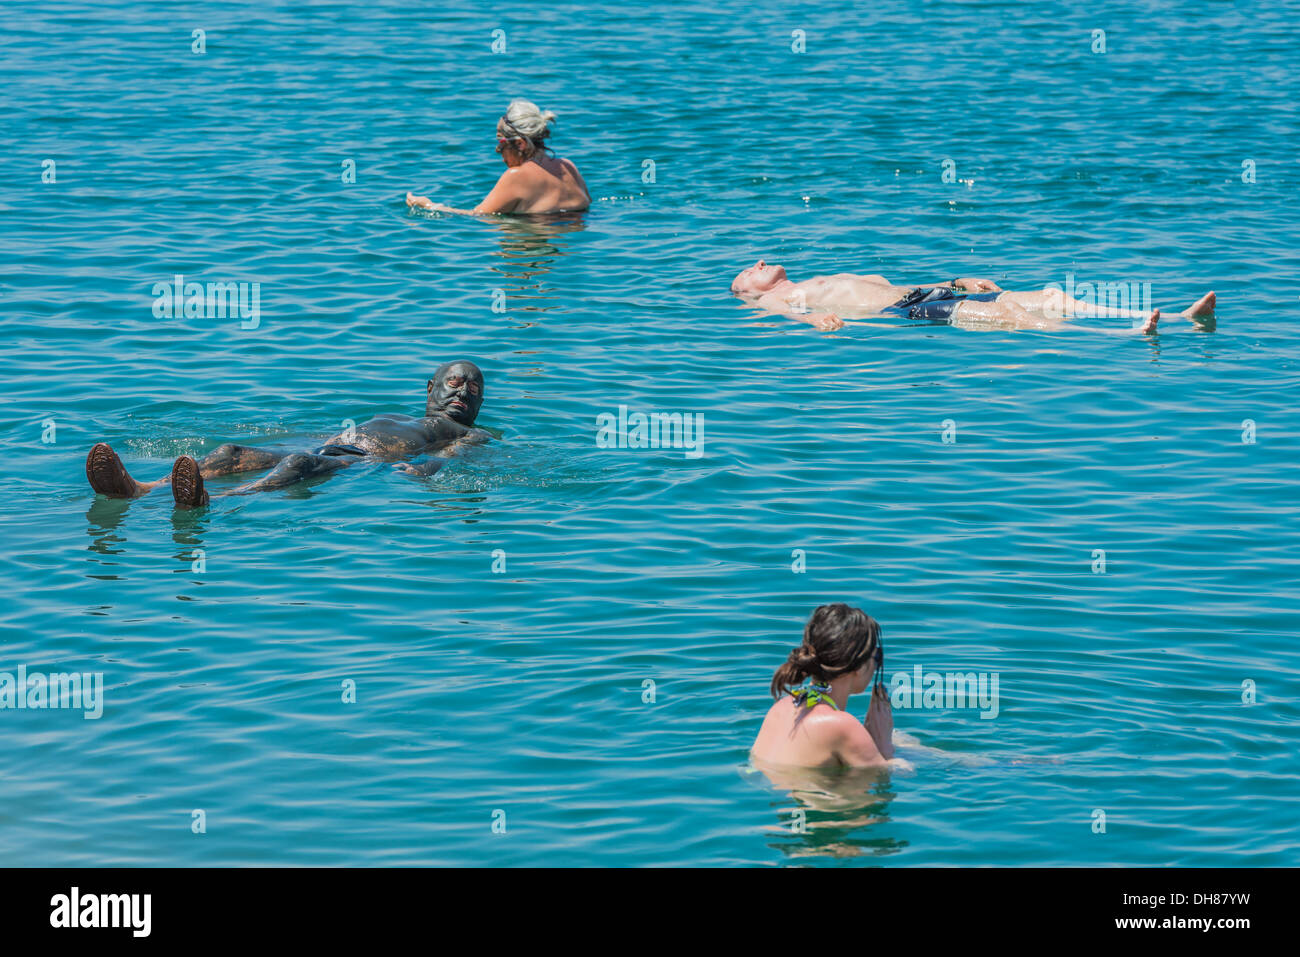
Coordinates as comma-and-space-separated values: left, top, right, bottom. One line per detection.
86, 443, 171, 498
1000, 287, 1149, 320
172, 451, 357, 506
959, 293, 1159, 333
197, 443, 287, 478
89, 441, 291, 500
1003, 287, 1215, 322
227, 451, 356, 495
950, 295, 1061, 329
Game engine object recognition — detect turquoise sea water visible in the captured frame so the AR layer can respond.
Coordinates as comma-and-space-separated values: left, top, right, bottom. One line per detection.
2, 0, 1298, 866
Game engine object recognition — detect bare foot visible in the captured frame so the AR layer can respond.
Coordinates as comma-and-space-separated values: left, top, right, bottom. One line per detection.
1180, 291, 1216, 319
171, 455, 210, 508
86, 442, 160, 498
1139, 309, 1160, 334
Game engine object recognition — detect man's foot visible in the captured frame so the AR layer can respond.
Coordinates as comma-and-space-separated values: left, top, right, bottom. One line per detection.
1181, 291, 1216, 319
86, 442, 150, 498
1139, 310, 1160, 334
171, 455, 210, 508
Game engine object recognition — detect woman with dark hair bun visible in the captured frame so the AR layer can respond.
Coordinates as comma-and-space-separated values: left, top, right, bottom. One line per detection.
751, 603, 895, 768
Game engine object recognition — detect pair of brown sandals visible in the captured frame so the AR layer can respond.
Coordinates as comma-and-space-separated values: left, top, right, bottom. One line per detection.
85, 442, 209, 507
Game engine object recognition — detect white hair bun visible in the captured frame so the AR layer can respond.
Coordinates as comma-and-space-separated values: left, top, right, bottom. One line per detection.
504, 99, 557, 140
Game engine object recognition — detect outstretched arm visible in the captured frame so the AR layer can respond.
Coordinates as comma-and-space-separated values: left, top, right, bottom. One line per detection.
750, 290, 844, 331
407, 170, 524, 217
439, 430, 492, 455
392, 429, 491, 476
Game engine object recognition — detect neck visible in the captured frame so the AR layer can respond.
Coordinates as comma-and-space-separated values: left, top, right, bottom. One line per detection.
826, 674, 853, 710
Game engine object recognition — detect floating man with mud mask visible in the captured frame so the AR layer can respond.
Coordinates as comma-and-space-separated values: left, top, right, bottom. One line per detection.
84, 360, 489, 507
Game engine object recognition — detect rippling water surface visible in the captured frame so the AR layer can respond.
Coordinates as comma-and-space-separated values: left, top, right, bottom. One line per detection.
2, 0, 1298, 866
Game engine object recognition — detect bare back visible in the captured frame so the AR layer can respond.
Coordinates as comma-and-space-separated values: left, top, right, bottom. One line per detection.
496, 154, 590, 213
751, 696, 884, 768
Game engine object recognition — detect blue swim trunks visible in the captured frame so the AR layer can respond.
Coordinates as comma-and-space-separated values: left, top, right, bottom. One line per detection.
883, 286, 1002, 323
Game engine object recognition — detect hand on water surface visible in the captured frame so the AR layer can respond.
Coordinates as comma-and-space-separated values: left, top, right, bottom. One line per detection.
810, 313, 844, 331
865, 682, 894, 759
406, 192, 439, 211
955, 278, 1002, 293
393, 459, 447, 477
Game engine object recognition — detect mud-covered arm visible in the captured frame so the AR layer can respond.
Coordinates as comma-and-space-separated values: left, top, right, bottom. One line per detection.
435, 429, 492, 456
392, 458, 447, 477
392, 429, 490, 476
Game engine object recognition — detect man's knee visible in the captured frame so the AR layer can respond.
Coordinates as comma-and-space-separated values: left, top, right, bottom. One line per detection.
280, 452, 314, 471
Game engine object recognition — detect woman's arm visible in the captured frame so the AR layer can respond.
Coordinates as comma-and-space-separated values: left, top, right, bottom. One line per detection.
406, 169, 524, 217
406, 194, 476, 215
833, 714, 889, 768
562, 157, 592, 205
864, 683, 895, 759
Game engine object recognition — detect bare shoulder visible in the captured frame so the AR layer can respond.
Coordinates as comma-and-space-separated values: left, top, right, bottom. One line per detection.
826, 708, 867, 737
796, 703, 857, 735
557, 156, 589, 195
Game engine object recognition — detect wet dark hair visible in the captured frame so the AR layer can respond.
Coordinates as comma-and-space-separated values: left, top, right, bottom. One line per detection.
769, 603, 881, 699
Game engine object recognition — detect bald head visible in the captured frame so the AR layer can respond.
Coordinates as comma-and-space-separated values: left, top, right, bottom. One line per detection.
426, 360, 485, 425
731, 260, 789, 298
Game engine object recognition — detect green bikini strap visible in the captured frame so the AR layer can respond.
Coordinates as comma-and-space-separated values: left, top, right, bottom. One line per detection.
792, 681, 838, 711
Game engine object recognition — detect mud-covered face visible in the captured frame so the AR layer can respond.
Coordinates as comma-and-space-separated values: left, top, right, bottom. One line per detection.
427, 361, 484, 425
731, 260, 787, 296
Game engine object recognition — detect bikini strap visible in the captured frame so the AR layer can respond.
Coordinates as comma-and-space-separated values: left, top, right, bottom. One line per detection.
791, 681, 838, 711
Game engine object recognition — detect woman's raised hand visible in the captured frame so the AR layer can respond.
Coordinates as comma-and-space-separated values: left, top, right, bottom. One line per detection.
865, 681, 895, 759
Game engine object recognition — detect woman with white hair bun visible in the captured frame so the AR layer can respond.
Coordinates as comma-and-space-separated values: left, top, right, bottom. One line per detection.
407, 99, 591, 216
